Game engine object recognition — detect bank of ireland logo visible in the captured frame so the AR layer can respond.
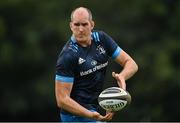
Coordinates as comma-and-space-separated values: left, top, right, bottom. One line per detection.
91, 60, 97, 66
97, 45, 105, 54
78, 57, 86, 64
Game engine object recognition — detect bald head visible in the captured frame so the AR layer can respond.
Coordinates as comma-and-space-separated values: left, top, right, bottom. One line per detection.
71, 7, 92, 21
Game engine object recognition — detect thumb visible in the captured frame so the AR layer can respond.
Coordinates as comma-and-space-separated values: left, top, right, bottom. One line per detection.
112, 72, 119, 80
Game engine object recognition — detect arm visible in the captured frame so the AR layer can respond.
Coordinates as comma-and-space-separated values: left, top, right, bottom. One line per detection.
55, 80, 108, 121
112, 50, 138, 90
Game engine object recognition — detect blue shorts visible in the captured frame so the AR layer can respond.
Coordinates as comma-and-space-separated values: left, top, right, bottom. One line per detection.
60, 109, 106, 123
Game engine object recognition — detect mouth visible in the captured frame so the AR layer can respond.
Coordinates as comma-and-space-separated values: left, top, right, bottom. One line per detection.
77, 34, 84, 38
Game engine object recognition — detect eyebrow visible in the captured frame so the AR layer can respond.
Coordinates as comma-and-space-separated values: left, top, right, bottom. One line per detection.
74, 22, 88, 26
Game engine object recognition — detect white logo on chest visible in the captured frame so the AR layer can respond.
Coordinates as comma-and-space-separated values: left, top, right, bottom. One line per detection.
97, 45, 106, 54
78, 57, 86, 64
80, 61, 108, 76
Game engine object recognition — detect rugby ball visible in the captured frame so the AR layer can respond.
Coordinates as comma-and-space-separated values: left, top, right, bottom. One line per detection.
98, 87, 131, 112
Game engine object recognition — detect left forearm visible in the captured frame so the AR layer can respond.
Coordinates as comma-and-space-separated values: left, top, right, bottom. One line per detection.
114, 50, 138, 80
113, 50, 138, 90
119, 59, 138, 80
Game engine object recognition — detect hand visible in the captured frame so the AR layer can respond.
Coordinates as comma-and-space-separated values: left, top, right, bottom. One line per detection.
112, 72, 126, 90
91, 111, 114, 121
105, 111, 115, 121
90, 111, 105, 121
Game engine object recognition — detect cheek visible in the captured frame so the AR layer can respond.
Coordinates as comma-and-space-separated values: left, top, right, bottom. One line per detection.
85, 26, 92, 31
88, 28, 93, 33
71, 27, 78, 33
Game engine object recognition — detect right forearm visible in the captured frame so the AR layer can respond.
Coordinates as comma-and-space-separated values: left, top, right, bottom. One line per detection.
58, 96, 93, 119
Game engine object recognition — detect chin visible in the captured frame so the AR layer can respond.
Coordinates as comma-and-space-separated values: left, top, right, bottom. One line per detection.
77, 38, 86, 42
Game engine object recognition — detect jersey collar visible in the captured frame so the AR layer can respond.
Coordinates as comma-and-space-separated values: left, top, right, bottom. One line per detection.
70, 32, 93, 43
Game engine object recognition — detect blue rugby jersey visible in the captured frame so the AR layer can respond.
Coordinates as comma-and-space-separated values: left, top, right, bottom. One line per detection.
56, 30, 122, 114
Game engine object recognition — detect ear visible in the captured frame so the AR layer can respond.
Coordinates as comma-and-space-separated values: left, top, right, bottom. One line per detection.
90, 21, 95, 30
69, 22, 73, 31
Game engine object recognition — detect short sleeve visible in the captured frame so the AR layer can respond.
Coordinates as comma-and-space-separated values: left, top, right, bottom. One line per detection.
55, 52, 76, 83
100, 31, 122, 59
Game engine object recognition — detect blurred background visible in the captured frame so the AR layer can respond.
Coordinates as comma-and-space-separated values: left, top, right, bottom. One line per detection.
0, 0, 180, 122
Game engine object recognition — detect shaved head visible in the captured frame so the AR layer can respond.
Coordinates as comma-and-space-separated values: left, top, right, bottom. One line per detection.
71, 7, 92, 21
69, 7, 94, 46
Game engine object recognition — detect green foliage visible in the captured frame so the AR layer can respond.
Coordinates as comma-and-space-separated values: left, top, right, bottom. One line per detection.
0, 0, 180, 121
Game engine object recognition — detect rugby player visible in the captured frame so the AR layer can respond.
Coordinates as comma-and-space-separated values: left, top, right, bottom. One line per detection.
55, 7, 138, 122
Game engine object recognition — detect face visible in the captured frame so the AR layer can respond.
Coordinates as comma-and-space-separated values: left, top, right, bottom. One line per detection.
70, 9, 94, 45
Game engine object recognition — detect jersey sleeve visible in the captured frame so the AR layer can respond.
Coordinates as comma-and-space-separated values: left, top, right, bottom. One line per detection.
55, 51, 76, 83
100, 31, 122, 59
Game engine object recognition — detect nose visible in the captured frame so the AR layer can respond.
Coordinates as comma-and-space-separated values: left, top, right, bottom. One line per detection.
79, 25, 84, 32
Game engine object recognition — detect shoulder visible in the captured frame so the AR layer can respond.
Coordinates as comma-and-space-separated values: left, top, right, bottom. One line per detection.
91, 30, 111, 42
57, 40, 79, 64
91, 30, 105, 38
63, 39, 79, 53
56, 50, 78, 68
61, 38, 80, 55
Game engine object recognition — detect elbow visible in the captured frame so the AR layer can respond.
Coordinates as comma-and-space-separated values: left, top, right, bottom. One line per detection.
128, 58, 138, 74
56, 97, 66, 108
57, 101, 62, 108
56, 100, 62, 108
134, 62, 138, 73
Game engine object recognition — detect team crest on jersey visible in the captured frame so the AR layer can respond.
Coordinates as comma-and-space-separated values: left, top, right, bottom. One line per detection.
97, 45, 106, 54
78, 57, 86, 64
91, 60, 97, 66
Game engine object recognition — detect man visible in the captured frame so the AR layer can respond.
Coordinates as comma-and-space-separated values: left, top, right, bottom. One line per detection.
55, 7, 138, 122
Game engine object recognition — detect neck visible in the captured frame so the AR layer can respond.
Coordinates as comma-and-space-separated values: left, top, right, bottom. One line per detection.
71, 34, 92, 47
78, 39, 91, 47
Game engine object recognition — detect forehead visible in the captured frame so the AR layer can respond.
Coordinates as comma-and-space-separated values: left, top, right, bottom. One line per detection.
72, 9, 90, 22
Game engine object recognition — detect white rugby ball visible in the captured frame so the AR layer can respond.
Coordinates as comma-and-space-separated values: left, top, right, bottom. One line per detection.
98, 87, 131, 112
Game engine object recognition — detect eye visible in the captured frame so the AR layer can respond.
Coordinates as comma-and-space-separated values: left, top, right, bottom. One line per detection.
74, 23, 80, 26
82, 23, 88, 26
73, 22, 88, 27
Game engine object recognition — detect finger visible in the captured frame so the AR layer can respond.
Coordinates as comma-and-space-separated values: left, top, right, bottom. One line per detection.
95, 112, 110, 121
112, 72, 122, 85
106, 114, 112, 120
103, 112, 113, 121
107, 112, 114, 120
112, 72, 120, 80
106, 115, 113, 121
112, 72, 116, 77
112, 72, 126, 90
